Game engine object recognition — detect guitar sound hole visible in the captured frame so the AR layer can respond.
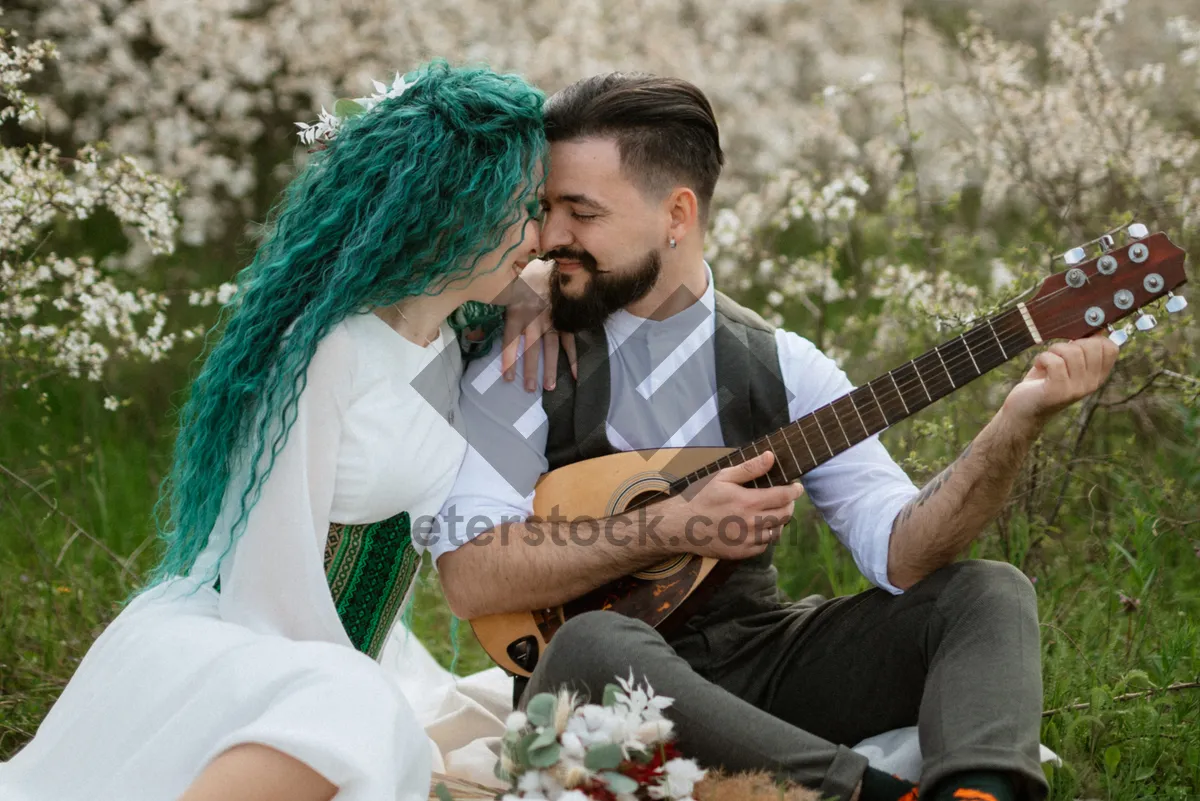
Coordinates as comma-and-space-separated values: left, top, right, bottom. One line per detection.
632, 554, 692, 580
621, 489, 670, 514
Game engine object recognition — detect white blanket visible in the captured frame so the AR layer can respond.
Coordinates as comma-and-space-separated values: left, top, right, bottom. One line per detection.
380, 627, 1060, 787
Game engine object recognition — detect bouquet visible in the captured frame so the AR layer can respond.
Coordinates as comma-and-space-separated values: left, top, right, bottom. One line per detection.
449, 672, 706, 801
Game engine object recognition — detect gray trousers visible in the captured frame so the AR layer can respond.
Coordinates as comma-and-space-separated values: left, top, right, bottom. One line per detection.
518, 560, 1048, 801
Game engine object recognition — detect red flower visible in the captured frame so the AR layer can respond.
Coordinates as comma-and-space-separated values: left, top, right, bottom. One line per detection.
572, 742, 686, 799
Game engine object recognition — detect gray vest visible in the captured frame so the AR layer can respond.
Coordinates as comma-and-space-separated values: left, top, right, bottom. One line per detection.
542, 290, 792, 628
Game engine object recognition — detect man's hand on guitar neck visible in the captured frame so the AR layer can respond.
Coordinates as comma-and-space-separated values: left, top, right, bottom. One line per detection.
886, 333, 1119, 590
437, 451, 801, 620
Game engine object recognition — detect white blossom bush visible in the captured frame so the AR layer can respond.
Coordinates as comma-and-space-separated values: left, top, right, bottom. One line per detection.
0, 21, 221, 411
11, 0, 953, 246
945, 0, 1200, 231
709, 1, 1198, 354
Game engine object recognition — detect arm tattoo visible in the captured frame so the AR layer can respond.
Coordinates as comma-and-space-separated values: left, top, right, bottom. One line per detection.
897, 440, 974, 524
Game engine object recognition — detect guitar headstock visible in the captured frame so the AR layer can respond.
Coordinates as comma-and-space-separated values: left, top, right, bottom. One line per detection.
1027, 224, 1188, 345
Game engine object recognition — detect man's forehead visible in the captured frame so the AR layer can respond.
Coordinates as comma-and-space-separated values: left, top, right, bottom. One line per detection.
545, 137, 626, 197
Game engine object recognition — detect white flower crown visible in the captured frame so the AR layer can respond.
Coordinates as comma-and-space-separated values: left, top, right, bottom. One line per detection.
295, 72, 414, 147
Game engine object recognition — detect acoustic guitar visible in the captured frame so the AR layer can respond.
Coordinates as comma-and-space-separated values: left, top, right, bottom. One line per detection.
470, 225, 1189, 677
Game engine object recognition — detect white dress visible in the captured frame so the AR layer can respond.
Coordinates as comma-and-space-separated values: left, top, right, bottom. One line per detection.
0, 311, 468, 801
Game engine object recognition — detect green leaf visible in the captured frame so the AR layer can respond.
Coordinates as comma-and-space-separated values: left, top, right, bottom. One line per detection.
514, 731, 539, 768
601, 771, 639, 794
434, 783, 455, 801
332, 98, 367, 118
531, 727, 558, 749
525, 693, 557, 728
493, 758, 510, 782
1104, 744, 1122, 775
602, 683, 622, 707
585, 743, 625, 771
528, 741, 561, 769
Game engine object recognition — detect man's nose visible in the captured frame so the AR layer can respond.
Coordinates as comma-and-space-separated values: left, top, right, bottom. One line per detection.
538, 212, 572, 256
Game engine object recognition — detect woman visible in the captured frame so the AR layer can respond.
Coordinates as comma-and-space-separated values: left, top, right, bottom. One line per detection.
0, 61, 546, 801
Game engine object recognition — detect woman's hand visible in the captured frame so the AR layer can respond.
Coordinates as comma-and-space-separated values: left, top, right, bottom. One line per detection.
500, 259, 577, 392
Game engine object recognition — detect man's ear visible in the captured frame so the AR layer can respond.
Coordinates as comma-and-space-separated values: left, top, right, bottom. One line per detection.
665, 187, 700, 244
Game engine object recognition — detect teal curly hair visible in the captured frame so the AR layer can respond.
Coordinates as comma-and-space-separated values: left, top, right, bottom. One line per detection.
147, 61, 546, 587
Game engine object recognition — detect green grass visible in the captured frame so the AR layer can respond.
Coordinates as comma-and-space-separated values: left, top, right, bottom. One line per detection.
2, 377, 1198, 799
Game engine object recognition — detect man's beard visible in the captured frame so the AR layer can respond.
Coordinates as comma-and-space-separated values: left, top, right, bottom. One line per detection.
548, 248, 662, 333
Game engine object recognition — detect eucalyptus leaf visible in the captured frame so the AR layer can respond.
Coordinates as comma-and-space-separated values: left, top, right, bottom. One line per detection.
531, 727, 558, 749
332, 98, 367, 118
528, 741, 561, 769
434, 783, 455, 801
514, 731, 539, 769
600, 771, 639, 794
602, 683, 622, 707
525, 693, 557, 728
584, 743, 625, 771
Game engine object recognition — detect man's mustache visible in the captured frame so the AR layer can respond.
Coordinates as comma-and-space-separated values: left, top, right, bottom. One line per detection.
543, 248, 600, 274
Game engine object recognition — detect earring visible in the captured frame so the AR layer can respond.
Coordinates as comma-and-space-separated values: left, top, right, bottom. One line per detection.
669, 237, 677, 249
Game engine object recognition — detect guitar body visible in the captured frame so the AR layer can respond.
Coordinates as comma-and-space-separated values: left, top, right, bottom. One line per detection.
469, 446, 734, 677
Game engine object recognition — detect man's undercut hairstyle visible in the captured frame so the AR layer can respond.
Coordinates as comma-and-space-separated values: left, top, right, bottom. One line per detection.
544, 73, 724, 218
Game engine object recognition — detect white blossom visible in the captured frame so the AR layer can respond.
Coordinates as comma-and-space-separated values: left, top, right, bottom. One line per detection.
648, 758, 707, 800
1, 25, 220, 406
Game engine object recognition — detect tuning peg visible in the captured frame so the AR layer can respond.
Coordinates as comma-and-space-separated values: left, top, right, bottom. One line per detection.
1099, 234, 1116, 252
1063, 247, 1087, 266
1135, 310, 1157, 331
1107, 324, 1130, 346
1127, 223, 1149, 240
1165, 292, 1188, 314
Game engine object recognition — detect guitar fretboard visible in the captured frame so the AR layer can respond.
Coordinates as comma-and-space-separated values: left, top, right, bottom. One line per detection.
669, 306, 1037, 492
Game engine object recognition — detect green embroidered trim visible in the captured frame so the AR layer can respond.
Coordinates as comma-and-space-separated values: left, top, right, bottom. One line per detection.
324, 511, 419, 660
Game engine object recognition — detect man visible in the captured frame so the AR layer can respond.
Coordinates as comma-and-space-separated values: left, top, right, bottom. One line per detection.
430, 74, 1117, 801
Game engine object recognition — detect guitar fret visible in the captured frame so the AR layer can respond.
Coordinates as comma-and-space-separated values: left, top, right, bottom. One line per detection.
987, 318, 1009, 360
795, 422, 818, 465
963, 325, 1003, 374
914, 362, 933, 401
961, 333, 981, 375
854, 386, 888, 433
764, 434, 785, 486
867, 381, 892, 426
887, 371, 909, 415
890, 362, 927, 413
745, 441, 770, 488
940, 336, 980, 392
935, 345, 955, 388
813, 410, 834, 454
778, 429, 803, 475
847, 392, 869, 436
829, 403, 851, 447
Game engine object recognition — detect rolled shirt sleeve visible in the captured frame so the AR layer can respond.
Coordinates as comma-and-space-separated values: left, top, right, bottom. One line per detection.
429, 338, 548, 567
